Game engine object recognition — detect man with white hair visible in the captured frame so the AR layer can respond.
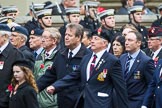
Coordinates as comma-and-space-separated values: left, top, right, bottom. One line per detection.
34, 27, 61, 108
0, 24, 24, 108
10, 26, 35, 68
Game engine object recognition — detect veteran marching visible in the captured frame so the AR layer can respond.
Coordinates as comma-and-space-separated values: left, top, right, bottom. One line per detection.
0, 0, 162, 108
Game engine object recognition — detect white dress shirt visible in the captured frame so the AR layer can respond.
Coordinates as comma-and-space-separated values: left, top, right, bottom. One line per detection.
86, 49, 107, 80
68, 43, 81, 58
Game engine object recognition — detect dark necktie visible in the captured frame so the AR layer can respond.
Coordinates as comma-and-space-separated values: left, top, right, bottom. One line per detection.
69, 51, 73, 59
124, 55, 132, 79
89, 54, 97, 76
150, 52, 154, 58
45, 52, 49, 58
34, 51, 38, 58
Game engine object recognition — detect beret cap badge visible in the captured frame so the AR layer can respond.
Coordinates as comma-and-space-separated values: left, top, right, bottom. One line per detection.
151, 28, 155, 33
11, 27, 15, 31
97, 27, 102, 36
31, 30, 34, 35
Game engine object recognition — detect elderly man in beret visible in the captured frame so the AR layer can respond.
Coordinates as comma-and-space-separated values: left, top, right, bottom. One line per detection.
46, 27, 128, 108
29, 28, 44, 60
142, 27, 162, 67
142, 27, 162, 108
10, 26, 35, 68
0, 24, 24, 108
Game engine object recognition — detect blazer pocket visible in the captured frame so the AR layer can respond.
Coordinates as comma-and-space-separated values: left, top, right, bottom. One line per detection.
97, 92, 109, 97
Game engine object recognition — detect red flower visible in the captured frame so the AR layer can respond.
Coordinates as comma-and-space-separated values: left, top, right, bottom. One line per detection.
97, 28, 102, 35
6, 84, 13, 92
40, 64, 44, 69
154, 57, 159, 67
97, 7, 105, 13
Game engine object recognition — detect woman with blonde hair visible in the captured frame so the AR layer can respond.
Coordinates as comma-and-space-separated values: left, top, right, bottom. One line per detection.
9, 59, 39, 108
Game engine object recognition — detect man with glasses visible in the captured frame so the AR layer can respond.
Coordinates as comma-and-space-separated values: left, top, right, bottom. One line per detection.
143, 27, 162, 66
34, 27, 61, 108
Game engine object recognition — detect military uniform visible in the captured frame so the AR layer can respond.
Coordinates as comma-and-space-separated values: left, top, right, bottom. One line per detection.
51, 3, 66, 15
128, 5, 148, 49
80, 1, 100, 32
152, 5, 162, 27
24, 18, 41, 34
80, 17, 100, 33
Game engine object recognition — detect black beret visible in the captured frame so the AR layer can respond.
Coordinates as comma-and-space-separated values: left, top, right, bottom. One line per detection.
148, 27, 162, 38
30, 28, 44, 36
0, 24, 10, 32
12, 59, 33, 70
92, 28, 111, 42
11, 26, 29, 36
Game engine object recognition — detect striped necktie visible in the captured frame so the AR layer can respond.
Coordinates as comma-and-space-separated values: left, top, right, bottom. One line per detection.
89, 54, 97, 76
124, 55, 132, 79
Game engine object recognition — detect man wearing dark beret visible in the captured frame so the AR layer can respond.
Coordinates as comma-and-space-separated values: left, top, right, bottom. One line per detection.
143, 27, 162, 66
10, 26, 35, 68
46, 27, 128, 108
29, 28, 44, 60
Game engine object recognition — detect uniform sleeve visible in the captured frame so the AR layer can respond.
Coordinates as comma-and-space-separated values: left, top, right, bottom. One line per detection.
110, 59, 129, 108
142, 74, 156, 107
144, 59, 155, 84
53, 68, 81, 93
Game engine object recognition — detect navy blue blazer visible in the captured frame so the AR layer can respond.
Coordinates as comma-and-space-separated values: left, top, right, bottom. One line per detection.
120, 51, 155, 108
143, 59, 162, 108
53, 51, 128, 108
37, 44, 91, 108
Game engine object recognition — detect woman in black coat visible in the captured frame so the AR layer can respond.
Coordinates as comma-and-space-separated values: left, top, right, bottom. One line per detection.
9, 59, 39, 108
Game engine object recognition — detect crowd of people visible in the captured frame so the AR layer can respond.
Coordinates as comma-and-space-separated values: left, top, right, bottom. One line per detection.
0, 0, 162, 108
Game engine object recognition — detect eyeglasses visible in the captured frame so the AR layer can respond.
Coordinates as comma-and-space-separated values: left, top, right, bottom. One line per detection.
148, 38, 160, 41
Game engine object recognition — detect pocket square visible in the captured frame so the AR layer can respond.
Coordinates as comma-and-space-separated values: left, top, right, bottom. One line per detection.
97, 92, 109, 97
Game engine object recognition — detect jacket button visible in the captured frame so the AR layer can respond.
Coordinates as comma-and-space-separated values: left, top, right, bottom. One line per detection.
157, 86, 160, 89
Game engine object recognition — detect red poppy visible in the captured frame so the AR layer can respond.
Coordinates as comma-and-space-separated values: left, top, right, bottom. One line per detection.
7, 84, 13, 92
154, 57, 159, 67
40, 64, 44, 69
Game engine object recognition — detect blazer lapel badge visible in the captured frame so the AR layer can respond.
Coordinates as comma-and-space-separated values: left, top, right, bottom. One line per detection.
97, 69, 108, 81
96, 59, 105, 70
154, 57, 159, 67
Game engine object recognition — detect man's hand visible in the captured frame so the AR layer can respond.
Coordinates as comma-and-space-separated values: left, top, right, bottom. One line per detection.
46, 85, 55, 94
